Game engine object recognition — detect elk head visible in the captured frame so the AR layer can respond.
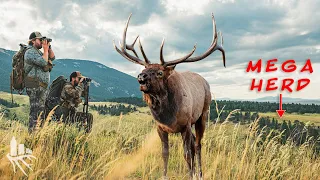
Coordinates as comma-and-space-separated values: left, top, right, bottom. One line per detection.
113, 13, 225, 94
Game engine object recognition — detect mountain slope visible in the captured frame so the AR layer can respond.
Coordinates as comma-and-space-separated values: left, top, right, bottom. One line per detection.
0, 48, 142, 101
255, 96, 320, 105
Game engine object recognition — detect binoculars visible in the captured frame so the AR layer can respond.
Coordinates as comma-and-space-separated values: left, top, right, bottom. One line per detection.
83, 77, 92, 83
41, 37, 52, 42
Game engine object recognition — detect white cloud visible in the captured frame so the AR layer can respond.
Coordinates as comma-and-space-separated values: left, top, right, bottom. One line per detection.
161, 0, 236, 15
0, 1, 62, 49
161, 0, 210, 15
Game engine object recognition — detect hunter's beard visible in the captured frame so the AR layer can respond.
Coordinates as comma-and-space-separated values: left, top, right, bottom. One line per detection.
35, 43, 42, 49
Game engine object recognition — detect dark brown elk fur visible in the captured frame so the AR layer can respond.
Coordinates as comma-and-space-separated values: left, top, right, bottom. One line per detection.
113, 13, 225, 179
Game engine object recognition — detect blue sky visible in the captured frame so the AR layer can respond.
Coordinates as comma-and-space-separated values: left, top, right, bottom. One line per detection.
0, 0, 319, 99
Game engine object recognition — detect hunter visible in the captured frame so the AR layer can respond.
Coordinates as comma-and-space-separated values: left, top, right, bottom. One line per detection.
54, 71, 86, 122
24, 31, 55, 132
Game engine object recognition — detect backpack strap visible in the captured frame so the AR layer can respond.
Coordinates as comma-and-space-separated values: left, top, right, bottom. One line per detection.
24, 66, 34, 79
23, 46, 36, 86
23, 46, 34, 77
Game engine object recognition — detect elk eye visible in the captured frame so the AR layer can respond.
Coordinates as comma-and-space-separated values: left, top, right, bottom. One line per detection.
157, 70, 163, 77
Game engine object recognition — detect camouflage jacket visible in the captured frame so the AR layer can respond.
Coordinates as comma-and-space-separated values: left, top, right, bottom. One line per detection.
24, 45, 55, 85
60, 82, 85, 109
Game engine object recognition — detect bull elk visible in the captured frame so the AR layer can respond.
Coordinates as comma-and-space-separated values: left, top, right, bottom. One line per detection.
113, 13, 225, 179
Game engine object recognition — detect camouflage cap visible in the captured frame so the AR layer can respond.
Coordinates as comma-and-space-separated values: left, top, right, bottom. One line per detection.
29, 31, 44, 40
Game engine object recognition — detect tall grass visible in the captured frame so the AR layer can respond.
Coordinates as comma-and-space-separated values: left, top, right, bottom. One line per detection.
0, 106, 319, 179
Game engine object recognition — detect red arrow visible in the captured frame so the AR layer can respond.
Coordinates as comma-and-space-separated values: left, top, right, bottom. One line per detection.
276, 94, 286, 118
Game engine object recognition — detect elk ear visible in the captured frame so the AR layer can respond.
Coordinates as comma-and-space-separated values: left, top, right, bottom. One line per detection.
167, 65, 176, 70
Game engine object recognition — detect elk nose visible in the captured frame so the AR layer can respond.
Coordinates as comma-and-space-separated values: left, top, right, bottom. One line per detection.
137, 73, 148, 83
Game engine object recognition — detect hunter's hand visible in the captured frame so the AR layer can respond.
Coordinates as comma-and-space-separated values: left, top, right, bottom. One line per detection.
79, 77, 85, 83
48, 42, 52, 49
42, 39, 49, 51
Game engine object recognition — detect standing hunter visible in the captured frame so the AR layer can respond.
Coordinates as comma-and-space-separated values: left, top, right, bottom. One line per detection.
24, 32, 55, 132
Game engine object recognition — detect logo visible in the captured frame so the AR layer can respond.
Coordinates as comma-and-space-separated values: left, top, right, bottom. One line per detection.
6, 136, 36, 176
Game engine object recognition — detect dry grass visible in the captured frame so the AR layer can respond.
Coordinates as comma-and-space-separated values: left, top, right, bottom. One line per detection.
0, 100, 319, 179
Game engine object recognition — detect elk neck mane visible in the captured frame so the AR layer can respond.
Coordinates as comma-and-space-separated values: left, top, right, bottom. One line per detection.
143, 70, 182, 125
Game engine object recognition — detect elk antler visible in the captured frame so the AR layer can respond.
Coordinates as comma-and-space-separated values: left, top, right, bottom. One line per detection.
114, 13, 225, 68
138, 37, 151, 64
113, 13, 150, 66
161, 13, 226, 68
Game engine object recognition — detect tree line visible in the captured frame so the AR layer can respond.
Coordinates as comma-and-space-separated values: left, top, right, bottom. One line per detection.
211, 100, 320, 114
90, 104, 138, 116
107, 97, 147, 107
107, 97, 320, 114
210, 110, 259, 123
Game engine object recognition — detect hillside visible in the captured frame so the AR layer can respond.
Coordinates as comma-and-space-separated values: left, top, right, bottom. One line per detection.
255, 96, 320, 105
0, 48, 141, 101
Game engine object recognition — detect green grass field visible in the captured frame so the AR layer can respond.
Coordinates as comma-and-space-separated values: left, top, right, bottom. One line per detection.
0, 92, 319, 179
0, 91, 29, 105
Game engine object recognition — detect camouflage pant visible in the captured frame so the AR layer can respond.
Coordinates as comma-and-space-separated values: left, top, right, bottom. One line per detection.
26, 86, 47, 132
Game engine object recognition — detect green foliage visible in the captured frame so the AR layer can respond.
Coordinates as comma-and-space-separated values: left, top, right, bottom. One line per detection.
107, 97, 147, 107
211, 100, 320, 114
91, 104, 138, 116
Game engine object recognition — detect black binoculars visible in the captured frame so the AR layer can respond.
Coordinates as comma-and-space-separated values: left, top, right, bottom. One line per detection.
41, 37, 52, 42
83, 77, 92, 83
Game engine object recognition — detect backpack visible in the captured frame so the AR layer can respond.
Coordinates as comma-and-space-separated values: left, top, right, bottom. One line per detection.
45, 76, 68, 112
10, 44, 31, 102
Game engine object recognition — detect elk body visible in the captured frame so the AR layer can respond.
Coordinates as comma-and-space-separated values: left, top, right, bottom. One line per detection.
113, 13, 225, 179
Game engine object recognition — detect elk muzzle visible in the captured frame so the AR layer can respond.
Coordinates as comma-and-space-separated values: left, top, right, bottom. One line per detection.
137, 73, 149, 92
